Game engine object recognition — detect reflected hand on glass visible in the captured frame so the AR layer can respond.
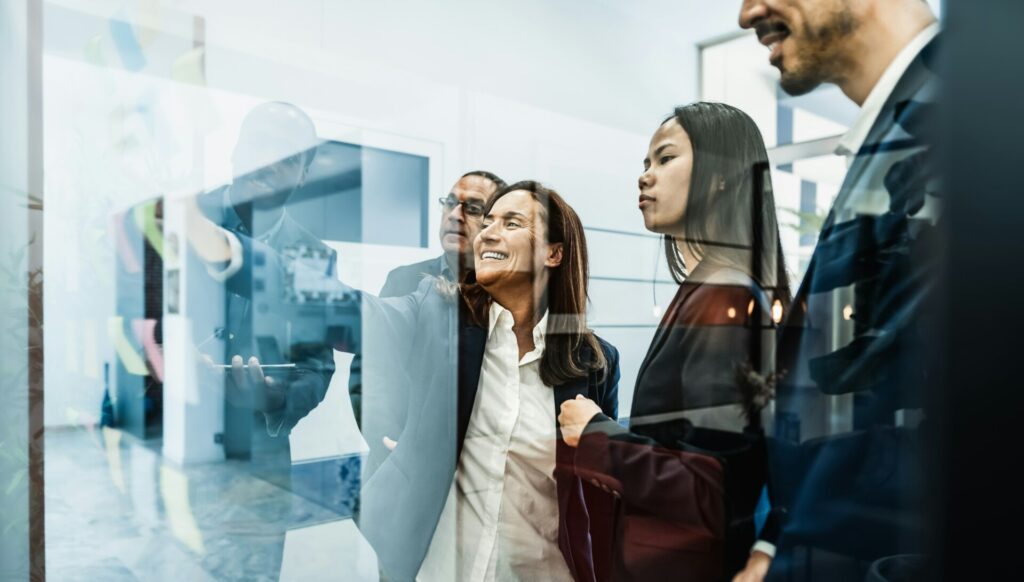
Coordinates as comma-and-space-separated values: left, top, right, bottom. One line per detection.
732, 551, 771, 582
226, 355, 286, 413
558, 394, 602, 448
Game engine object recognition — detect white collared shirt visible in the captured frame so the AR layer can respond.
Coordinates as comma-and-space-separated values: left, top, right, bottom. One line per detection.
835, 22, 941, 158
829, 22, 942, 223
418, 303, 572, 582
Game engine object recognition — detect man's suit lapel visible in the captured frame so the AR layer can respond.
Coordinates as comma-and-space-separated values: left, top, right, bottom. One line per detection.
823, 36, 939, 232
432, 255, 447, 279
787, 36, 940, 321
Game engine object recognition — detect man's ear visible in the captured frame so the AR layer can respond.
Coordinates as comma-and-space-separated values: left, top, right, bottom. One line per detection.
545, 242, 564, 268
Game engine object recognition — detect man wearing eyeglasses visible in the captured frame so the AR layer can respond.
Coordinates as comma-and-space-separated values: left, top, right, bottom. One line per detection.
347, 170, 505, 519
382, 170, 507, 296
348, 171, 506, 477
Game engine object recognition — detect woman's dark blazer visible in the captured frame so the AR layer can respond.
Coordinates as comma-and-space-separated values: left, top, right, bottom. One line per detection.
572, 264, 773, 581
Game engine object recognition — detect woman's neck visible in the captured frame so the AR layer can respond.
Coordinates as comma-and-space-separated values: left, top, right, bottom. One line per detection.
677, 237, 701, 278
489, 282, 548, 360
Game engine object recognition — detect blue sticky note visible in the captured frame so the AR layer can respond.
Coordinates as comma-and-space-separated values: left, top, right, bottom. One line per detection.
109, 17, 146, 71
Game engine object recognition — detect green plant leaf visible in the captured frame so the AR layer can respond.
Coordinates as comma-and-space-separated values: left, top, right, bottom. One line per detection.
781, 207, 827, 236
5, 467, 25, 496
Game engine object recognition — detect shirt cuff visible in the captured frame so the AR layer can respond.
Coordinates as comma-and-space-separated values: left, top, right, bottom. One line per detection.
204, 228, 243, 282
751, 541, 776, 559
582, 412, 628, 439
262, 410, 287, 438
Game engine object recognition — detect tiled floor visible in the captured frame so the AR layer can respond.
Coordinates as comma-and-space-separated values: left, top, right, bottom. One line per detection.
44, 427, 376, 581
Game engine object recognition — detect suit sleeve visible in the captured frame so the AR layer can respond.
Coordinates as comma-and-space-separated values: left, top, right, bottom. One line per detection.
264, 334, 337, 436
574, 415, 726, 536
349, 263, 420, 429
222, 233, 425, 436
262, 248, 340, 436
378, 268, 404, 298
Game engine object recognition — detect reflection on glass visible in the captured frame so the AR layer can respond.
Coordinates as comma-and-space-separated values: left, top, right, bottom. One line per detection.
10, 1, 949, 581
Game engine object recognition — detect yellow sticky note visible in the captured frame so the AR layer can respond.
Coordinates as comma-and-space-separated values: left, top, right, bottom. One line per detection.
108, 316, 149, 376
160, 465, 206, 554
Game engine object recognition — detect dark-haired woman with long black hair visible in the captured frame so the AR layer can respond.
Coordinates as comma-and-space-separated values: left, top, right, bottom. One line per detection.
559, 102, 791, 581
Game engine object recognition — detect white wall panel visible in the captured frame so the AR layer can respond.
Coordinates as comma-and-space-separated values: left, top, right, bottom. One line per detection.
587, 229, 664, 281
589, 278, 677, 328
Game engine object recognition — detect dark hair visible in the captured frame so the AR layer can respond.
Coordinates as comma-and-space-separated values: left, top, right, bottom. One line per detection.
461, 180, 607, 386
662, 102, 792, 305
460, 170, 508, 193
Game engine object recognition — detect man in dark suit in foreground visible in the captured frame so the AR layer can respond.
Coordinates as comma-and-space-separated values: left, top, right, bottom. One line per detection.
734, 1, 942, 580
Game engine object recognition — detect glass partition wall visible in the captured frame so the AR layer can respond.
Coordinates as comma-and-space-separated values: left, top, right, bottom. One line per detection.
5, 0, 1009, 580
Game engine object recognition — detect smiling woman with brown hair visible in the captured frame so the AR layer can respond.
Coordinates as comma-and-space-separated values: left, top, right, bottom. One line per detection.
414, 181, 619, 581
460, 181, 606, 384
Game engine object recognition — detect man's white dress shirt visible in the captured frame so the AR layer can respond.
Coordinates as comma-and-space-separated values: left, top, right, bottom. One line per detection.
835, 23, 941, 160
419, 303, 572, 582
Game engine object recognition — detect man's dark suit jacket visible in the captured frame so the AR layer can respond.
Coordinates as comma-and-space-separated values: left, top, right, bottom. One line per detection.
764, 36, 942, 581
353, 278, 622, 581
381, 255, 448, 297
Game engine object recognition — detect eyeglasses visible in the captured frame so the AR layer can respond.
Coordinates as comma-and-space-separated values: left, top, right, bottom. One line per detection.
438, 195, 486, 218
